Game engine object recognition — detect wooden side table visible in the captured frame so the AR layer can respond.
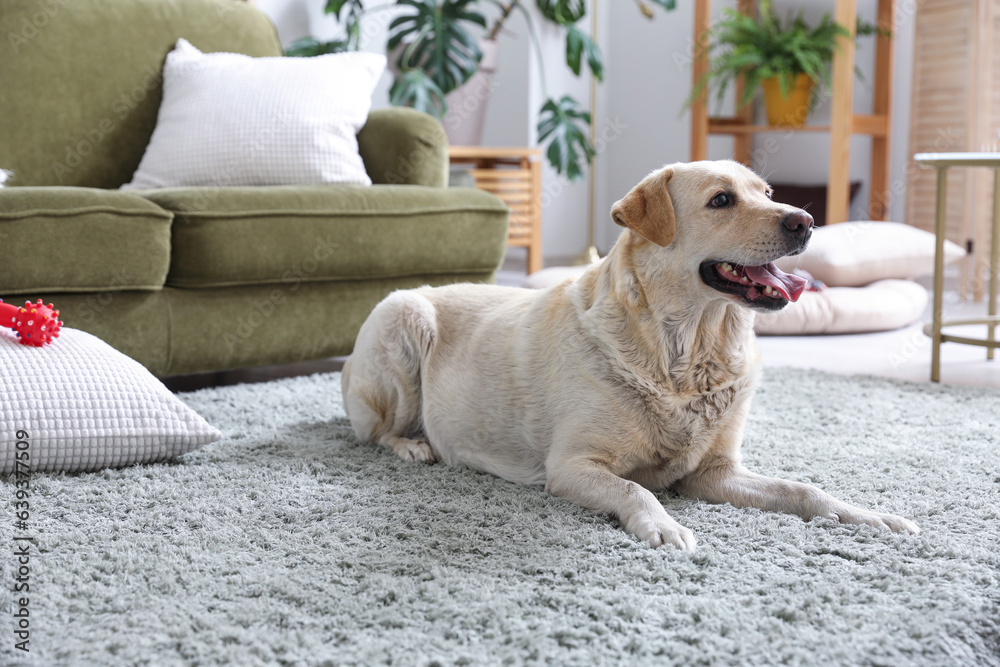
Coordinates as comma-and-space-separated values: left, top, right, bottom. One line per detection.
914, 152, 1000, 382
449, 147, 543, 275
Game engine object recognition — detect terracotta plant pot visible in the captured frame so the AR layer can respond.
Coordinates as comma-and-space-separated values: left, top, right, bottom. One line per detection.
760, 73, 814, 128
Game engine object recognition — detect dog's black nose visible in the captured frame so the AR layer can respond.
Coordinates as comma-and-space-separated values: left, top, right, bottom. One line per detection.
782, 210, 814, 235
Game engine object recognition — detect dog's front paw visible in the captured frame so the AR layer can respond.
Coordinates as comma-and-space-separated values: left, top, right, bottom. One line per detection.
387, 436, 437, 464
822, 504, 920, 535
630, 514, 697, 551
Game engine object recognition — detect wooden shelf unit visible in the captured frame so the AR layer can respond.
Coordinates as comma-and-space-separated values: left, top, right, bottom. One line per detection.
449, 146, 544, 274
690, 0, 895, 224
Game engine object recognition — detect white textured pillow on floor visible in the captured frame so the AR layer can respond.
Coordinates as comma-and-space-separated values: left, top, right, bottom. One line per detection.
0, 328, 221, 474
773, 222, 966, 287
123, 39, 385, 189
754, 279, 928, 335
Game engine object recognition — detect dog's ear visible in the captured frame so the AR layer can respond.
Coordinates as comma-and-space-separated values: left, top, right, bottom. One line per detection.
610, 167, 675, 247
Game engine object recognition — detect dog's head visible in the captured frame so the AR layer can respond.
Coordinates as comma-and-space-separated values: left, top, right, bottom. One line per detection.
610, 160, 812, 312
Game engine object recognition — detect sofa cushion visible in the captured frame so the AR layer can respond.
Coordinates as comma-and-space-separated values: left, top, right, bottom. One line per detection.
0, 187, 173, 294
141, 185, 510, 288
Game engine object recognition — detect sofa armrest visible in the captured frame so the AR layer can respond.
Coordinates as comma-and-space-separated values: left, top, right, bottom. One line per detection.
358, 108, 449, 188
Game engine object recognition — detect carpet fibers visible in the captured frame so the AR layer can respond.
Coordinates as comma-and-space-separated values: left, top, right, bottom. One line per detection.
2, 368, 999, 666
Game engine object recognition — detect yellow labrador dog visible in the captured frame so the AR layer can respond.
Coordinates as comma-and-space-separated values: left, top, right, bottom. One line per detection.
343, 160, 919, 550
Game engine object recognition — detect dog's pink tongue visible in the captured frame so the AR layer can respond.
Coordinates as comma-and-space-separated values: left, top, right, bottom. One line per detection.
744, 263, 808, 302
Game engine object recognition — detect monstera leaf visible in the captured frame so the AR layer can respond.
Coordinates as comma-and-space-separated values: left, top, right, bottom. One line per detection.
565, 24, 603, 80
388, 0, 487, 101
536, 0, 585, 25
322, 0, 364, 51
537, 95, 593, 182
324, 0, 362, 17
285, 37, 351, 57
287, 0, 363, 55
389, 69, 448, 117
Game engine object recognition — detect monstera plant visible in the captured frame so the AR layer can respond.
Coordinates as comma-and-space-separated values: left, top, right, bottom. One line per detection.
288, 0, 675, 181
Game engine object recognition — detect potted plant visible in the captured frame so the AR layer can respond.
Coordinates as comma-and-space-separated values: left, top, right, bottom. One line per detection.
288, 0, 674, 181
686, 0, 883, 128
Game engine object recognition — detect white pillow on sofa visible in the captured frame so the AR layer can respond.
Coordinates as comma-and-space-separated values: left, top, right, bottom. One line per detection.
123, 39, 385, 189
0, 327, 221, 474
774, 221, 966, 287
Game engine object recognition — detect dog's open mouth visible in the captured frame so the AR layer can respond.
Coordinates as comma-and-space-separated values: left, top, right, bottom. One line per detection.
699, 261, 809, 311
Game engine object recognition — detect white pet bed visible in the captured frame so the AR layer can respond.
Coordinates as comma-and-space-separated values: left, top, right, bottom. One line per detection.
753, 279, 928, 335
522, 270, 928, 336
522, 222, 951, 336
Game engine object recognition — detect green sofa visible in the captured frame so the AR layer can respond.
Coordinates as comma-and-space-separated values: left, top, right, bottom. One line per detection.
0, 0, 509, 377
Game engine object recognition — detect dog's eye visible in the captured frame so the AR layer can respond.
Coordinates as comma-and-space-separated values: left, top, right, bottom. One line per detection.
709, 193, 732, 208
765, 190, 774, 200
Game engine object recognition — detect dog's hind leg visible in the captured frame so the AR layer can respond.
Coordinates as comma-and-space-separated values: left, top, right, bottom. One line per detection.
342, 291, 438, 464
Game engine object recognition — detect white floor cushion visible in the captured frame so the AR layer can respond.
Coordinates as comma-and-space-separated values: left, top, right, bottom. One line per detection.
754, 279, 929, 336
521, 266, 928, 337
1, 327, 221, 474
774, 222, 966, 287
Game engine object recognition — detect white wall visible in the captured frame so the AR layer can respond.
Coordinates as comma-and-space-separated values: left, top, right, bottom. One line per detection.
255, 0, 916, 263
599, 4, 699, 252
255, 0, 401, 106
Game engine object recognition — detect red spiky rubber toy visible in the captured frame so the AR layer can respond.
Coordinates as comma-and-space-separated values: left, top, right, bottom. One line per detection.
0, 298, 62, 347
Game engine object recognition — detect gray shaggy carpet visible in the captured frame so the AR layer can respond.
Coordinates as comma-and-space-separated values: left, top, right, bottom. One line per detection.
1, 367, 999, 666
